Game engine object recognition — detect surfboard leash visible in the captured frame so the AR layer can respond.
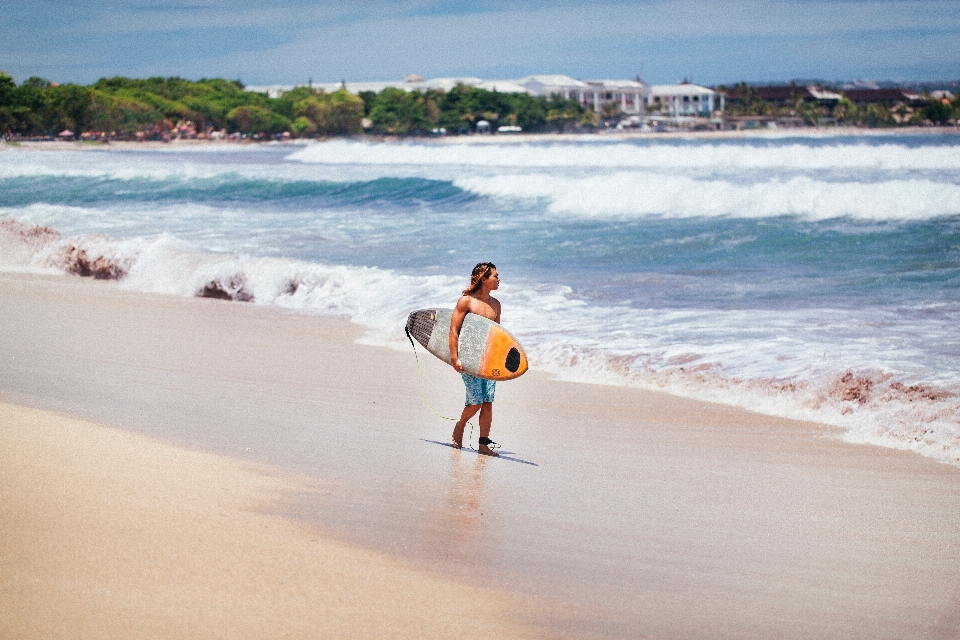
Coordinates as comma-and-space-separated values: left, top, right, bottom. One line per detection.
405, 327, 479, 451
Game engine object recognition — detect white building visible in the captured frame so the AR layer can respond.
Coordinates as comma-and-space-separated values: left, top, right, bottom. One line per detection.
514, 75, 646, 114
646, 83, 722, 116
582, 80, 646, 114
513, 75, 588, 99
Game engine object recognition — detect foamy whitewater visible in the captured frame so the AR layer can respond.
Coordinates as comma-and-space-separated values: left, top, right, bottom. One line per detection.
2, 134, 959, 463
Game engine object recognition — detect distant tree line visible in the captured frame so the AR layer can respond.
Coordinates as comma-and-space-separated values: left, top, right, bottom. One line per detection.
718, 82, 960, 127
359, 84, 593, 135
4, 71, 955, 140
0, 72, 592, 140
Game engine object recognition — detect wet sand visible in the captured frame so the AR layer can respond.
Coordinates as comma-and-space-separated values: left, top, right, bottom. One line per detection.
2, 271, 960, 639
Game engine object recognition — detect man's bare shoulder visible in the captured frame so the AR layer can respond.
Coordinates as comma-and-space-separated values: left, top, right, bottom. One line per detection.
489, 296, 501, 323
455, 294, 499, 321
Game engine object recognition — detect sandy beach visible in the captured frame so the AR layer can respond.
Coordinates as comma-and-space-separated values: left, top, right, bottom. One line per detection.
4, 125, 959, 154
0, 402, 538, 640
3, 271, 960, 639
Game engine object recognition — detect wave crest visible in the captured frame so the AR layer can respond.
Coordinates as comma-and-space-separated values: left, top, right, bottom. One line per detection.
0, 175, 472, 209
287, 139, 960, 172
454, 173, 960, 220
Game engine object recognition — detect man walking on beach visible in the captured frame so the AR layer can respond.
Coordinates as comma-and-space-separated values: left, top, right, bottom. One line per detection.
450, 262, 501, 457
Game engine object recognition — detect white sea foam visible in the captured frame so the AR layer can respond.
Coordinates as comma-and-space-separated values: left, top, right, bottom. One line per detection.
454, 172, 960, 220
0, 149, 361, 185
288, 138, 960, 172
3, 218, 958, 466
7, 138, 960, 182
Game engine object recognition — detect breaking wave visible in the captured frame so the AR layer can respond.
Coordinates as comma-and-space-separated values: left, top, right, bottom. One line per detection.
5, 138, 959, 222
287, 138, 960, 172
454, 173, 960, 220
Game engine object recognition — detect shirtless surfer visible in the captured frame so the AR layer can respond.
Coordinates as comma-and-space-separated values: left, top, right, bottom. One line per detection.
450, 262, 501, 456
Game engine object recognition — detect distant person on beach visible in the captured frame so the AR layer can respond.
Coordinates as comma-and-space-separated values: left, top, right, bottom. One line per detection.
450, 262, 501, 456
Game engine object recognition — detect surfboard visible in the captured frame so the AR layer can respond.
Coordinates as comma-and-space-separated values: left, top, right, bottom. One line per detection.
405, 309, 528, 381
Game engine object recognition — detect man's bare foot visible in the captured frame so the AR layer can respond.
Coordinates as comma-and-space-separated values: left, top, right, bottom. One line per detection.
478, 444, 499, 457
451, 422, 465, 448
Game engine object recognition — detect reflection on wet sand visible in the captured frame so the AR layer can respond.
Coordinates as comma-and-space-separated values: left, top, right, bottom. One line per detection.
436, 448, 489, 562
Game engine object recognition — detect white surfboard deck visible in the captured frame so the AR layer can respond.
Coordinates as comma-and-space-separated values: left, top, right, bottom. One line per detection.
405, 308, 528, 381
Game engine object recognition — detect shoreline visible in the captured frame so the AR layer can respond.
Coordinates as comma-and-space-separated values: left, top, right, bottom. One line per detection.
3, 125, 960, 151
3, 270, 960, 638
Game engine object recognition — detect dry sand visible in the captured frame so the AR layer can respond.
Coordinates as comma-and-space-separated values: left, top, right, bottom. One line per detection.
0, 401, 541, 639
2, 271, 960, 639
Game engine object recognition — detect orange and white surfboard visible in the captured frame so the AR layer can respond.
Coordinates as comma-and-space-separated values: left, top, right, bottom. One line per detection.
405, 309, 528, 381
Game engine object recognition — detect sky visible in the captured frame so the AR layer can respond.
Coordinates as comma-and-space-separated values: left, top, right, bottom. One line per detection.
2, 0, 958, 86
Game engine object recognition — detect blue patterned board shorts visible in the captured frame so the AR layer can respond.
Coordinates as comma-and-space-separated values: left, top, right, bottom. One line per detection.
462, 373, 496, 406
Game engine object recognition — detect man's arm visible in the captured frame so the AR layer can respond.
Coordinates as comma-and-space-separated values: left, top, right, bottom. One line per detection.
449, 296, 471, 372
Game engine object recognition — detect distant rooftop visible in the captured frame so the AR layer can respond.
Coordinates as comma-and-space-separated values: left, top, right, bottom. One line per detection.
648, 83, 716, 96
516, 74, 588, 88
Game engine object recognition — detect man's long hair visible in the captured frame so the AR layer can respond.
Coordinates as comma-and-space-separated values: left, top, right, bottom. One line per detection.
463, 262, 496, 295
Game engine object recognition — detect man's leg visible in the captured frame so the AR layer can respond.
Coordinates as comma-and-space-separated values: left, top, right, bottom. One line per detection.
477, 402, 498, 456
452, 403, 482, 448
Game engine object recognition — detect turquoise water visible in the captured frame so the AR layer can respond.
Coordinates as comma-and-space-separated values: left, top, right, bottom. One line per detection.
2, 134, 959, 462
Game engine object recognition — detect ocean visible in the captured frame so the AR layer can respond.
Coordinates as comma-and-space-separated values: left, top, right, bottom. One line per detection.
2, 133, 959, 464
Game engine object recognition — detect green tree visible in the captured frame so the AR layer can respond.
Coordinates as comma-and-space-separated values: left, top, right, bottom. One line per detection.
45, 84, 93, 133
722, 83, 774, 117
323, 89, 364, 134
368, 88, 433, 135
922, 100, 953, 124
294, 89, 364, 136
88, 91, 164, 134
600, 101, 621, 119
861, 103, 895, 127
226, 105, 290, 134
10, 78, 47, 133
358, 91, 377, 116
0, 72, 15, 106
832, 98, 858, 123
510, 96, 549, 131
795, 100, 825, 125
0, 72, 16, 133
579, 108, 599, 128
545, 97, 584, 131
291, 116, 316, 136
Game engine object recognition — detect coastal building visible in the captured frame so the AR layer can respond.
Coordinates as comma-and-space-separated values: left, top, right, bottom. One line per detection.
721, 84, 842, 108
248, 74, 654, 115
512, 76, 646, 114
842, 88, 923, 107
583, 80, 646, 114
512, 75, 589, 100
645, 83, 721, 116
